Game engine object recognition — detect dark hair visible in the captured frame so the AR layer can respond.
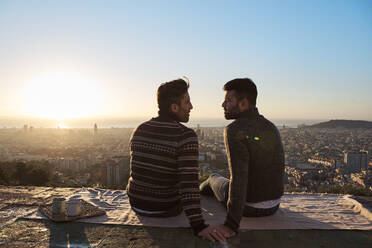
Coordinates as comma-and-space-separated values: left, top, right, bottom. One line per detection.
157, 78, 189, 115
223, 78, 257, 106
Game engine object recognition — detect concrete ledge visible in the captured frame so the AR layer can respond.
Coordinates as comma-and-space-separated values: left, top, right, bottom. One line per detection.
343, 195, 372, 221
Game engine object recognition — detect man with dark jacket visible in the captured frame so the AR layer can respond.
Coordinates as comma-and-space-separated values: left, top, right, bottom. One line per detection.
200, 78, 285, 237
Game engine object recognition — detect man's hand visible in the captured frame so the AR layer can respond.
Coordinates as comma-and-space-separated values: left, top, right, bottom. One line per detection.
198, 225, 227, 243
215, 224, 236, 238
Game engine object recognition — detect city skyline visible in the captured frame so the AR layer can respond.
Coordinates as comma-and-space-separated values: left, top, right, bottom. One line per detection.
1, 0, 371, 122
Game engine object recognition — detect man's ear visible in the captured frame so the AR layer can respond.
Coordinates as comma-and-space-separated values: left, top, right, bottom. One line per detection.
170, 103, 179, 114
238, 98, 250, 111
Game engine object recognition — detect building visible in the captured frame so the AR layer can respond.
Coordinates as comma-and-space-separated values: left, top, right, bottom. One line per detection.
195, 124, 203, 140
106, 163, 125, 187
344, 150, 369, 173
308, 157, 336, 167
94, 123, 98, 135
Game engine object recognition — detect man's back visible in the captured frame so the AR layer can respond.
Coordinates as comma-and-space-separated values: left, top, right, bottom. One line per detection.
199, 78, 285, 235
225, 108, 285, 203
126, 78, 224, 242
128, 118, 181, 209
127, 116, 207, 233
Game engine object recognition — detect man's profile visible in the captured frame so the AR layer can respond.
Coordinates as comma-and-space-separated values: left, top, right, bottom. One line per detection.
127, 78, 226, 242
201, 78, 285, 236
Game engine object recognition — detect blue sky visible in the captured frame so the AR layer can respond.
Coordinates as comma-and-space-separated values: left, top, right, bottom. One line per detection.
0, 0, 371, 121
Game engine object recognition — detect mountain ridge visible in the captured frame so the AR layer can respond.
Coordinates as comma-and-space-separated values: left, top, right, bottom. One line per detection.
307, 119, 372, 129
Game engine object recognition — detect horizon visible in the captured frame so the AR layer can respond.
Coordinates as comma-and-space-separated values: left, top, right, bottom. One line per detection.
2, 115, 370, 129
1, 0, 371, 121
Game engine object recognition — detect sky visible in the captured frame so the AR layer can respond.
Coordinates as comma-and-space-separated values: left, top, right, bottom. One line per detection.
0, 0, 371, 124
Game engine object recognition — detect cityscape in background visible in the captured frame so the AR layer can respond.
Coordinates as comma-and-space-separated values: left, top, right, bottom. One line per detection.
0, 1, 371, 246
0, 117, 326, 129
0, 122, 371, 196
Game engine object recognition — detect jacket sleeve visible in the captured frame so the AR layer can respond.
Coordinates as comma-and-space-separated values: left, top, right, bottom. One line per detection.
177, 129, 208, 235
224, 126, 249, 232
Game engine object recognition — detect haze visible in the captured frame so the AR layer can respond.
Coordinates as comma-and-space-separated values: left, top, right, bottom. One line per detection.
1, 0, 371, 124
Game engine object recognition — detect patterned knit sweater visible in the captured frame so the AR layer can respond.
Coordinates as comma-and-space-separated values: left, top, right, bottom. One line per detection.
127, 116, 207, 234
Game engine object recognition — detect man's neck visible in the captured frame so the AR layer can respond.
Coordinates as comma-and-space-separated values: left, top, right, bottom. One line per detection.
237, 107, 259, 119
158, 111, 178, 122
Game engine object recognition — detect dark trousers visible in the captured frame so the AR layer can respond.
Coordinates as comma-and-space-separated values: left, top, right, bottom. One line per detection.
202, 173, 279, 217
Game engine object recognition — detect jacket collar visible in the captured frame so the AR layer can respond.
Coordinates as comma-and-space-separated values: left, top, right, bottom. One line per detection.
237, 107, 259, 120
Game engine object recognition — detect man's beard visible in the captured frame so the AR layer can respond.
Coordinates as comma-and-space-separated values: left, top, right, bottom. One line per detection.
175, 115, 188, 123
173, 111, 189, 123
178, 112, 190, 123
224, 106, 240, 120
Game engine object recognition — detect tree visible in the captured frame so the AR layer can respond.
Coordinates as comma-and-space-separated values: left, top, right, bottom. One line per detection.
24, 167, 48, 186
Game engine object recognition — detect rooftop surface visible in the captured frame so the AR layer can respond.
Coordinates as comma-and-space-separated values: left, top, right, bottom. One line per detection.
0, 186, 371, 248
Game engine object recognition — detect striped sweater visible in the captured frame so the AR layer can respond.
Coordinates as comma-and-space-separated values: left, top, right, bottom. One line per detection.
127, 116, 207, 234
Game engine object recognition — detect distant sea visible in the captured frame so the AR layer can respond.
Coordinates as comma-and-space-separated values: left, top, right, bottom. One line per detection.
0, 117, 325, 129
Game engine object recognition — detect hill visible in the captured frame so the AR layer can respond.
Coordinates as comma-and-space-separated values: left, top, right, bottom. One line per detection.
308, 120, 372, 129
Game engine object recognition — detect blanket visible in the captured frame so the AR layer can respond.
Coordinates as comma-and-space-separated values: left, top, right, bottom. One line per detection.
24, 188, 372, 230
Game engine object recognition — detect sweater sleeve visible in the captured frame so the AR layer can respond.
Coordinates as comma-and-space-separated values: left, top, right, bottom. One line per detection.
224, 126, 249, 232
177, 128, 208, 235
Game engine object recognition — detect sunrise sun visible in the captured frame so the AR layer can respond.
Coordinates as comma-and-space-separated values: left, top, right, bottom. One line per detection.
22, 71, 102, 119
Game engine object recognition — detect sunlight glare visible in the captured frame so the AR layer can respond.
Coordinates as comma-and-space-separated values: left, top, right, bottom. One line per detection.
23, 71, 103, 119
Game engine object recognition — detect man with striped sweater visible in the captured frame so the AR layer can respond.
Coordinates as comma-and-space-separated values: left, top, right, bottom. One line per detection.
127, 78, 226, 243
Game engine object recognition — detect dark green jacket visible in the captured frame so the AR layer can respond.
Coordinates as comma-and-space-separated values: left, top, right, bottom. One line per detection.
224, 108, 285, 231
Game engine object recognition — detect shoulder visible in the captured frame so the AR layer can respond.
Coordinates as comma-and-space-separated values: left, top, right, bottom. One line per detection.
225, 120, 246, 142
131, 119, 154, 134
226, 119, 242, 132
133, 119, 185, 133
257, 115, 280, 134
177, 123, 197, 137
174, 123, 198, 148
